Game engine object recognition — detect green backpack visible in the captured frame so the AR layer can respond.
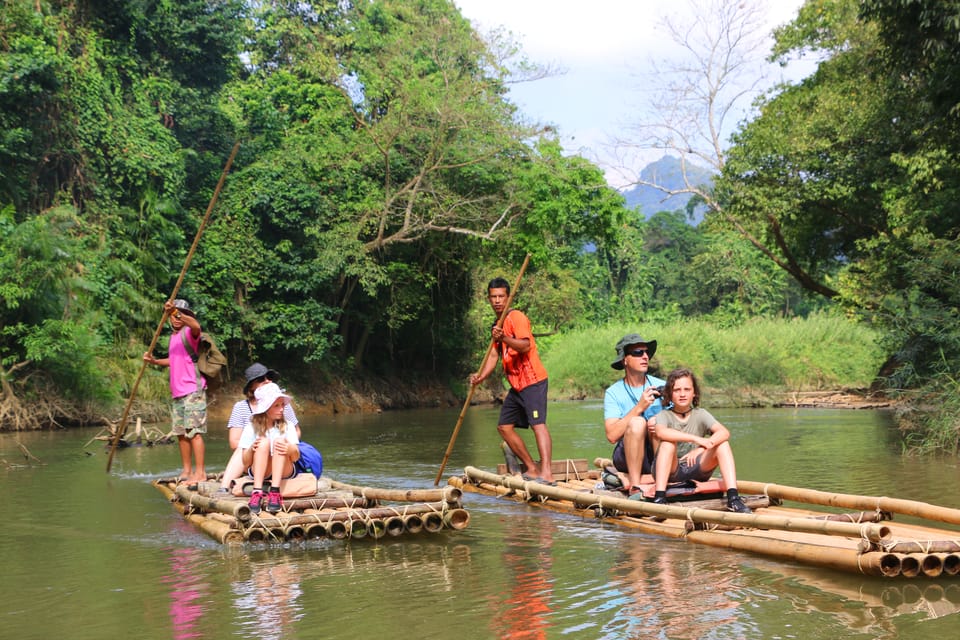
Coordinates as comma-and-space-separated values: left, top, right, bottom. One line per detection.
181, 331, 228, 390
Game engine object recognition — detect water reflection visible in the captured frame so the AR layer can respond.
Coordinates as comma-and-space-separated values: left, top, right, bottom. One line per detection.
231, 557, 304, 640
602, 540, 749, 639
491, 514, 556, 639
746, 560, 960, 637
162, 547, 210, 640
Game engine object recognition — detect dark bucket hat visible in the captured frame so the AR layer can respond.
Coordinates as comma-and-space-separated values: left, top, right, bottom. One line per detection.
242, 362, 280, 394
610, 333, 657, 370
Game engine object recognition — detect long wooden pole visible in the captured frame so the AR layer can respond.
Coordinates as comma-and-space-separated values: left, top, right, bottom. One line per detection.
433, 254, 532, 485
106, 142, 240, 472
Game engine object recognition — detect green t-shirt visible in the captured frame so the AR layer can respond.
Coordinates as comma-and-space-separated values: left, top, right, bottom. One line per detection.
655, 407, 716, 459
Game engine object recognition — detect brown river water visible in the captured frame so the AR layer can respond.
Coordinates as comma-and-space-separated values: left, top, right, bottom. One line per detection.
3, 402, 960, 639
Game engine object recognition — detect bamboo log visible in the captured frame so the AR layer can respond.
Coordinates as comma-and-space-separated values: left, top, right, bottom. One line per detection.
920, 554, 944, 578
404, 514, 424, 534
898, 554, 921, 578
367, 519, 387, 539
187, 513, 244, 545
173, 484, 251, 523
690, 509, 892, 532
284, 496, 371, 510
737, 480, 960, 526
156, 479, 244, 544
349, 519, 368, 539
327, 520, 348, 539
443, 508, 471, 531
384, 516, 406, 537
244, 528, 268, 543
285, 525, 306, 542
329, 480, 461, 505
683, 528, 903, 577
238, 502, 454, 531
422, 511, 444, 533
464, 467, 891, 543
945, 554, 960, 576
873, 540, 960, 554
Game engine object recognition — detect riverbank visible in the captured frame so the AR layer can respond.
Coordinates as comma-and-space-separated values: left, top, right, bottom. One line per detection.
204, 378, 894, 422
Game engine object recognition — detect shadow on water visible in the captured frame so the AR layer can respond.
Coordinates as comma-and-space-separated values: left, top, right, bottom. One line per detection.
3, 403, 960, 639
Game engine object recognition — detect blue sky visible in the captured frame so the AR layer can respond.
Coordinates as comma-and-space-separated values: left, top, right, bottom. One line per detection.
454, 0, 810, 187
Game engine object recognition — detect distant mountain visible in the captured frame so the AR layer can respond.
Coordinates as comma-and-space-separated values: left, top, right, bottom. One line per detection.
620, 156, 714, 224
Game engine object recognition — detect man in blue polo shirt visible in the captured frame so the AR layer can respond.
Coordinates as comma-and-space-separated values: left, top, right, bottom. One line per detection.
603, 334, 664, 499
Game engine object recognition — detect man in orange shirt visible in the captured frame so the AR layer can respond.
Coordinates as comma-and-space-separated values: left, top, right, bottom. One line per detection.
470, 277, 555, 485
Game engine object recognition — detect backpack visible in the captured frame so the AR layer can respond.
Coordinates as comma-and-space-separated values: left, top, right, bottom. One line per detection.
294, 441, 324, 478
181, 331, 228, 390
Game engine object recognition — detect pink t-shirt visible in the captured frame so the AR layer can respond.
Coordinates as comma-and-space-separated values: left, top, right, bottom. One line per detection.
168, 328, 205, 398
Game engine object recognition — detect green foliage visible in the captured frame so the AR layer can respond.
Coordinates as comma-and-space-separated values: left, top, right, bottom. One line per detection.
544, 313, 884, 402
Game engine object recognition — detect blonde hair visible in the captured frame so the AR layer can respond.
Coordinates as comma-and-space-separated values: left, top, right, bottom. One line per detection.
251, 412, 285, 437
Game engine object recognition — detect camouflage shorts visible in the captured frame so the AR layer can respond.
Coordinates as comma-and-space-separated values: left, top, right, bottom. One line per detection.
171, 388, 207, 438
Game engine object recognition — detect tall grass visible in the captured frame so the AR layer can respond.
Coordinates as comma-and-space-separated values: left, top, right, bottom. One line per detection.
541, 312, 884, 405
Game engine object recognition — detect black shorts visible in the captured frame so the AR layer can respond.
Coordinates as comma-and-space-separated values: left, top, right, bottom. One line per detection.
498, 379, 548, 428
612, 438, 655, 476
652, 455, 713, 483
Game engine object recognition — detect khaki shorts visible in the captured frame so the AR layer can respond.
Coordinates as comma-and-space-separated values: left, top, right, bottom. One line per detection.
171, 388, 207, 438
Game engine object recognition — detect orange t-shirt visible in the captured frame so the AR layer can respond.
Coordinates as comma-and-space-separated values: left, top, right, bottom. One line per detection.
499, 310, 548, 391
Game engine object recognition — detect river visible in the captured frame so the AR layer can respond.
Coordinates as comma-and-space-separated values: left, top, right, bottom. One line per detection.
2, 402, 960, 639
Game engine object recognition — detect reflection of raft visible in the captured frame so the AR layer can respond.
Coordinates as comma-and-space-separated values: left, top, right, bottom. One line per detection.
448, 458, 960, 579
153, 476, 470, 545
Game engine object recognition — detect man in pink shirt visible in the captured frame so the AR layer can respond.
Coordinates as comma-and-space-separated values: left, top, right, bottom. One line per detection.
144, 299, 207, 487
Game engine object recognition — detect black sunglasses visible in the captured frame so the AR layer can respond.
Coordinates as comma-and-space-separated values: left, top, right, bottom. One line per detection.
627, 348, 651, 357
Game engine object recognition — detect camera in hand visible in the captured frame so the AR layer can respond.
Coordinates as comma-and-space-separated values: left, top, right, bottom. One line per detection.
651, 385, 665, 398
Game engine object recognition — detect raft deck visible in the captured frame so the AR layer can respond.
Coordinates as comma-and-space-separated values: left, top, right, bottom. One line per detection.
448, 459, 960, 579
154, 475, 470, 545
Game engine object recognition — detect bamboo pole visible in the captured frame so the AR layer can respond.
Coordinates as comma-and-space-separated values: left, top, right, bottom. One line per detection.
443, 508, 471, 530
330, 480, 461, 505
463, 467, 891, 542
107, 142, 240, 472
422, 511, 444, 532
737, 480, 960, 526
172, 483, 252, 522
434, 254, 532, 485
284, 496, 371, 510
683, 528, 903, 577
238, 502, 454, 529
404, 514, 424, 534
384, 516, 406, 536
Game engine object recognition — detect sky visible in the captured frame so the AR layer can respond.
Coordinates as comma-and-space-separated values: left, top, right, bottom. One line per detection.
453, 0, 811, 188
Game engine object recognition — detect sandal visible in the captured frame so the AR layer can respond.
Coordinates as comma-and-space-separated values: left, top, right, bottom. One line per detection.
601, 470, 623, 490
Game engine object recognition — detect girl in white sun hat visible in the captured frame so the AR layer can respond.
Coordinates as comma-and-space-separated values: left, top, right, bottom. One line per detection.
238, 382, 301, 514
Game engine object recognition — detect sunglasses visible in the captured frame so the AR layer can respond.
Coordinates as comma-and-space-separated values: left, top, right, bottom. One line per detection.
627, 348, 651, 357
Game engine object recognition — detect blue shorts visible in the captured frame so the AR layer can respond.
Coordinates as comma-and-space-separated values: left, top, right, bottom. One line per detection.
498, 379, 548, 428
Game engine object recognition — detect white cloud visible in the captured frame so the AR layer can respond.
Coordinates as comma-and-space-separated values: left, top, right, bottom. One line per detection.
455, 0, 810, 187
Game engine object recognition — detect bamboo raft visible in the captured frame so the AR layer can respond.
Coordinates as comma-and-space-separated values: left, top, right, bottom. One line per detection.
153, 476, 470, 545
447, 458, 960, 579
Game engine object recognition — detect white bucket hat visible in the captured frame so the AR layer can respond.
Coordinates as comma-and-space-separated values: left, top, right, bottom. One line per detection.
252, 382, 290, 415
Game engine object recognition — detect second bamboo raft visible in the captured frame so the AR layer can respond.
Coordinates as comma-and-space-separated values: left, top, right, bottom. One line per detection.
448, 458, 960, 579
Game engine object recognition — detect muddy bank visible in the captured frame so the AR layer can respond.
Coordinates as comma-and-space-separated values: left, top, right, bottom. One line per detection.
206, 377, 466, 421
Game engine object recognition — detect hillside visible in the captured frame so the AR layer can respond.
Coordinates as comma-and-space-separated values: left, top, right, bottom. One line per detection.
621, 156, 714, 224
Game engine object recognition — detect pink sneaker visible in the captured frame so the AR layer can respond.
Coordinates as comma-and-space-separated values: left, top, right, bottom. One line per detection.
248, 489, 264, 514
266, 489, 283, 514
